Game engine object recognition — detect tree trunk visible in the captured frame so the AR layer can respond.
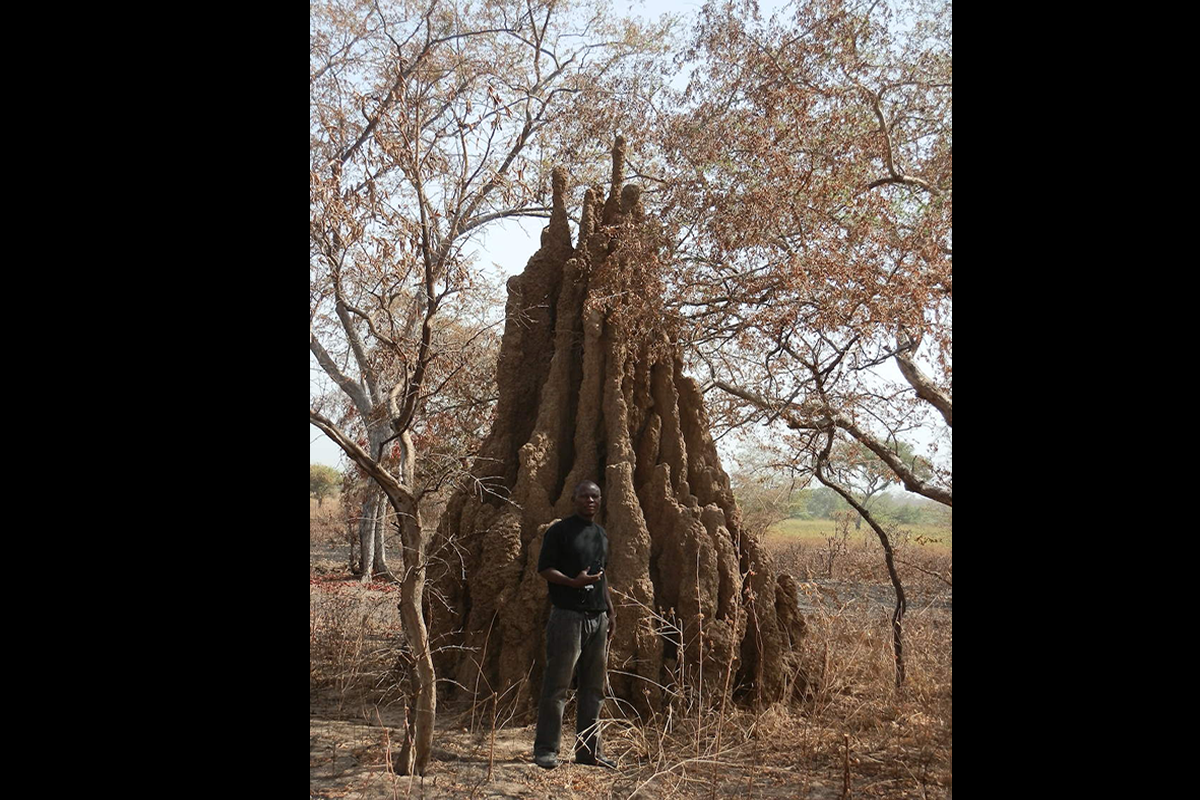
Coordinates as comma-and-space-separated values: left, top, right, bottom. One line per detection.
371, 498, 389, 579
358, 490, 380, 581
307, 410, 438, 776
394, 501, 435, 774
358, 423, 395, 582
431, 144, 806, 719
347, 514, 360, 575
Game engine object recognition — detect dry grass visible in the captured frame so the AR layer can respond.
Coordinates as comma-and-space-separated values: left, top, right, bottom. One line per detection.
766, 517, 952, 553
310, 500, 952, 798
758, 523, 952, 799
585, 528, 950, 799
310, 497, 409, 714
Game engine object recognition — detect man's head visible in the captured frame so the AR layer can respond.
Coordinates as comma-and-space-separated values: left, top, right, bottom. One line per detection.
573, 481, 602, 519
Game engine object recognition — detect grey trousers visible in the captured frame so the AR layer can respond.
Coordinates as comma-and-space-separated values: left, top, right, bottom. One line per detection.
533, 607, 608, 760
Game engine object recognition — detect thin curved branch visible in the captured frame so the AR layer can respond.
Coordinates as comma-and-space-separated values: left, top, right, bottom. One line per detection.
865, 174, 941, 195
860, 83, 942, 198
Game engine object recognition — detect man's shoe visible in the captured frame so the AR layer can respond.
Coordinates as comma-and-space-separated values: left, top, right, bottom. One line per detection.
534, 753, 559, 770
576, 754, 617, 770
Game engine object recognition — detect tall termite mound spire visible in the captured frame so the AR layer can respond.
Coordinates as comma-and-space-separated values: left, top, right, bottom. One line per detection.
431, 138, 805, 717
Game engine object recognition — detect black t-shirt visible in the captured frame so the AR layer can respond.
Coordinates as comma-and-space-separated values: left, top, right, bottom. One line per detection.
537, 514, 608, 612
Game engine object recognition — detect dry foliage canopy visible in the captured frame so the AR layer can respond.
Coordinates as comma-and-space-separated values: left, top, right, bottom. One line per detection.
644, 0, 952, 504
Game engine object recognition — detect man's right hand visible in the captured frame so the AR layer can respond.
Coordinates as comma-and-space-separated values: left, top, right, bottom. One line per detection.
572, 569, 603, 588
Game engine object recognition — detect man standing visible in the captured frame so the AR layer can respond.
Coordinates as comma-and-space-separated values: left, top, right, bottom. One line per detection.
532, 480, 617, 770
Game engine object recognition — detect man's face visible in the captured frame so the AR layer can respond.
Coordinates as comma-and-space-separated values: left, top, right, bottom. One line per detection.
574, 484, 601, 519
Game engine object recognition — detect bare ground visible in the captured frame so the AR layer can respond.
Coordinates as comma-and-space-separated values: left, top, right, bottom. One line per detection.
310, 500, 951, 799
308, 699, 852, 800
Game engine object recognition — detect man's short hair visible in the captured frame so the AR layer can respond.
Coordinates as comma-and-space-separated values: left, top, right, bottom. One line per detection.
574, 480, 601, 497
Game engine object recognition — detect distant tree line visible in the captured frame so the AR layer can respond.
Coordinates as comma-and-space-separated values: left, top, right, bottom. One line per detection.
729, 436, 947, 533
731, 474, 951, 532
787, 487, 950, 527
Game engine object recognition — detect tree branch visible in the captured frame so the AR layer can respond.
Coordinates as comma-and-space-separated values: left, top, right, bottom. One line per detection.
310, 330, 372, 417
310, 408, 415, 508
333, 292, 381, 402
832, 414, 951, 506
894, 341, 952, 428
861, 84, 942, 198
712, 379, 951, 507
462, 205, 552, 232
893, 554, 952, 588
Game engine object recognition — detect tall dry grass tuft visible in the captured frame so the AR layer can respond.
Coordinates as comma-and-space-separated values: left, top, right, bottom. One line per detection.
309, 582, 409, 710
311, 497, 410, 712
586, 526, 951, 798
766, 529, 952, 799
